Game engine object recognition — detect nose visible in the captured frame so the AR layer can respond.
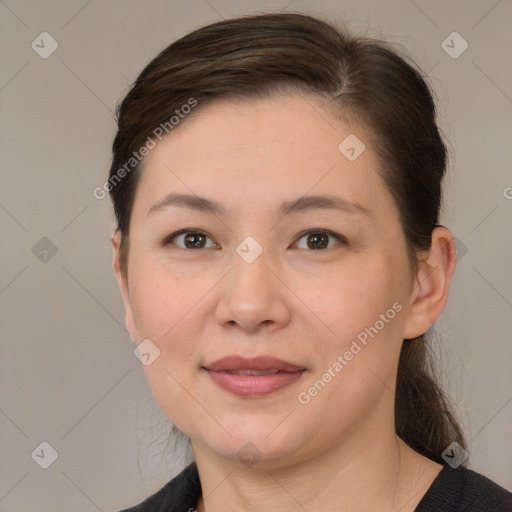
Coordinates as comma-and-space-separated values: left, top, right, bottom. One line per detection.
214, 243, 292, 334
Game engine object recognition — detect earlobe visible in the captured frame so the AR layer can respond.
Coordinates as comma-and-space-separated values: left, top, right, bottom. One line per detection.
111, 231, 138, 342
403, 227, 457, 339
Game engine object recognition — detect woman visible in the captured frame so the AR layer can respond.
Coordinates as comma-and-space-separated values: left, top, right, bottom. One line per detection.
109, 12, 512, 512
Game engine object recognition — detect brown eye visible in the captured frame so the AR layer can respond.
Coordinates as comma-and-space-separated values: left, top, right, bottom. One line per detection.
293, 230, 346, 250
306, 233, 329, 249
165, 230, 218, 250
183, 233, 207, 248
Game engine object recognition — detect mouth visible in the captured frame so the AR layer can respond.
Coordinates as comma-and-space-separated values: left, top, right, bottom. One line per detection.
220, 369, 283, 376
203, 356, 307, 397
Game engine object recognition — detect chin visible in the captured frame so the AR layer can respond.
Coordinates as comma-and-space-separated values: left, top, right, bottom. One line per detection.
194, 421, 308, 469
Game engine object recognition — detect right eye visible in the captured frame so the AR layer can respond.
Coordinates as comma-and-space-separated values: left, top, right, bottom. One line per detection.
164, 230, 220, 250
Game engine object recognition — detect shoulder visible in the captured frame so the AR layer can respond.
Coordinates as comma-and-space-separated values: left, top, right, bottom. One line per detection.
117, 462, 201, 512
416, 464, 512, 512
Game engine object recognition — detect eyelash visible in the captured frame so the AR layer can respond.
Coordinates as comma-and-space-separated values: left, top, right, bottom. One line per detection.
163, 228, 348, 251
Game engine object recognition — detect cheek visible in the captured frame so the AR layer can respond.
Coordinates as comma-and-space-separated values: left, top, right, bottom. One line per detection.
128, 257, 200, 341
128, 265, 206, 427
296, 266, 405, 427
127, 266, 211, 409
298, 255, 408, 414
304, 257, 404, 346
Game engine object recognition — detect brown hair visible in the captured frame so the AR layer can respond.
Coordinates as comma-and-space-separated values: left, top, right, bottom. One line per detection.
108, 11, 466, 464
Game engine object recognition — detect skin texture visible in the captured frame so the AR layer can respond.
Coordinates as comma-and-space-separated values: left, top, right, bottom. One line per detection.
112, 94, 456, 511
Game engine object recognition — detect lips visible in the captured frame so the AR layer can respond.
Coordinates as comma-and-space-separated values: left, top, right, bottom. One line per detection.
204, 355, 305, 373
223, 369, 280, 376
203, 356, 306, 397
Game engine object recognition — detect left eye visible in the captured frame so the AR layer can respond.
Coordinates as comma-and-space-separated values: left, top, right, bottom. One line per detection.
293, 230, 346, 250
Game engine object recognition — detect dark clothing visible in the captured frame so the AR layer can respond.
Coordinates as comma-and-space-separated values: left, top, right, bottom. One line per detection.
119, 462, 512, 511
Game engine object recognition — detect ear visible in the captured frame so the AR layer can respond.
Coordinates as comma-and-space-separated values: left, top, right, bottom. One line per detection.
403, 227, 457, 339
111, 231, 138, 342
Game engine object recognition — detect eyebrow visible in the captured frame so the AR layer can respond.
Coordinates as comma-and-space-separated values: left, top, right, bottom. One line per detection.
147, 192, 370, 218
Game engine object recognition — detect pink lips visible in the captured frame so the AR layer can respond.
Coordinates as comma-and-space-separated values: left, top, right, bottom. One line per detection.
203, 356, 306, 397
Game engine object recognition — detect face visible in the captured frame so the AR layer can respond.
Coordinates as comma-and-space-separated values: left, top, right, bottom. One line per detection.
114, 94, 422, 468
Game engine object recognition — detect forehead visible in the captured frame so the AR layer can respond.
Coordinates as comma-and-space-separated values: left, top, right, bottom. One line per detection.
131, 94, 392, 221
164, 94, 357, 156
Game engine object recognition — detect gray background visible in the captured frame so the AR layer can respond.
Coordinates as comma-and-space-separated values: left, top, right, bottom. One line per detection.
1, 0, 511, 510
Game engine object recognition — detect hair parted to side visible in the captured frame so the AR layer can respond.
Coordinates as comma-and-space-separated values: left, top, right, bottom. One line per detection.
108, 11, 466, 464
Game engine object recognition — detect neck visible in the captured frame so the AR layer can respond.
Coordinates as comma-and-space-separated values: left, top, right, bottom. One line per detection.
193, 422, 442, 512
